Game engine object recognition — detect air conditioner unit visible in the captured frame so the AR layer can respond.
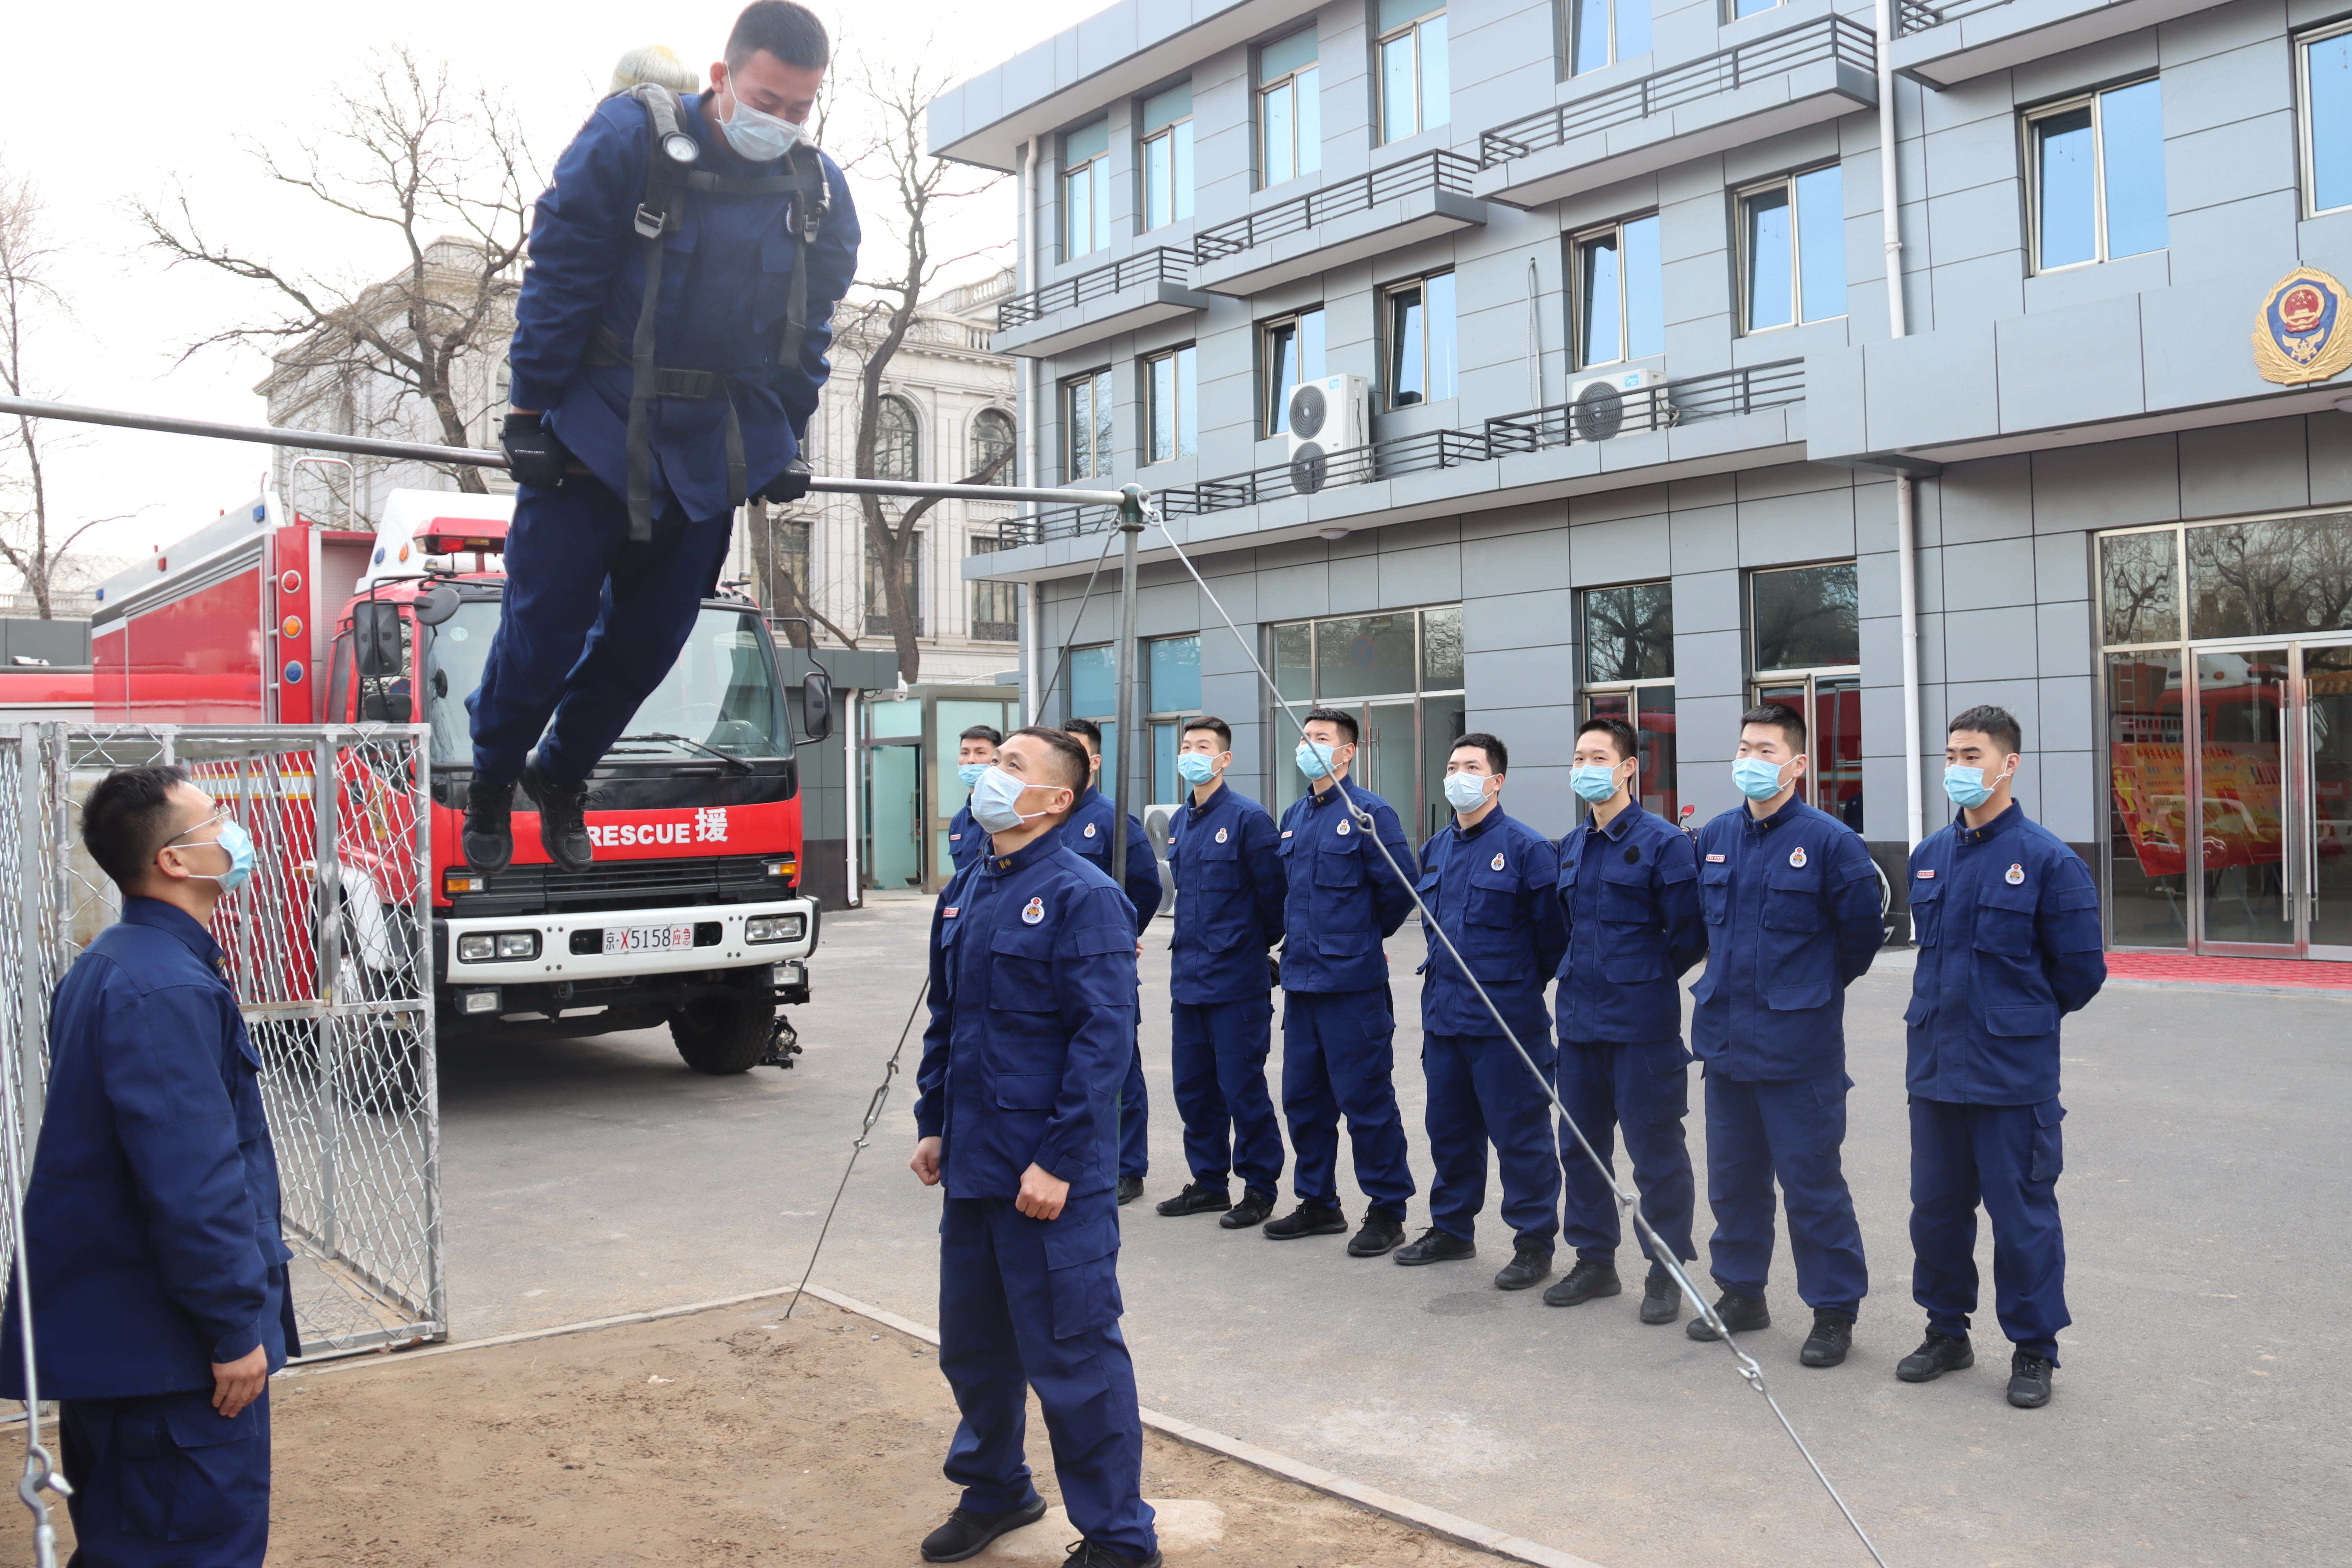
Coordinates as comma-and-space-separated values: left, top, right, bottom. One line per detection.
1567, 367, 1665, 445
1284, 373, 1370, 496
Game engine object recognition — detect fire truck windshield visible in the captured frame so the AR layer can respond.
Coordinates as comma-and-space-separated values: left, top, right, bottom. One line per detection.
422, 601, 789, 768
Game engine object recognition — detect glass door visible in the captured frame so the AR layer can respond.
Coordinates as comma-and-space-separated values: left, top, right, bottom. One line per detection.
2193, 648, 2294, 952
863, 741, 924, 891
2301, 643, 2352, 957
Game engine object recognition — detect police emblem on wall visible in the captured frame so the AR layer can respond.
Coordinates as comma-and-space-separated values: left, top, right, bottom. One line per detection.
2252, 267, 2352, 385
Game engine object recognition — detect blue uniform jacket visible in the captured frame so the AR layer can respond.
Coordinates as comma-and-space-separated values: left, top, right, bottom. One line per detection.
1689, 795, 1884, 1080
1414, 807, 1566, 1039
915, 829, 1141, 1201
1554, 801, 1707, 1046
1277, 780, 1417, 994
947, 797, 984, 874
1064, 786, 1163, 935
1, 900, 297, 1401
507, 90, 861, 519
1905, 803, 2107, 1104
1166, 784, 1286, 1006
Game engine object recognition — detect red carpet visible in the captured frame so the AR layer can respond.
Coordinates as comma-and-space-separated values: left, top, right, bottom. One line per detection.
2105, 951, 2352, 989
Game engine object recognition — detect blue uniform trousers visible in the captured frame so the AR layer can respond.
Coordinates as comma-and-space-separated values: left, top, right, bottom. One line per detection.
1703, 1071, 1868, 1318
1118, 1032, 1149, 1181
1558, 1041, 1697, 1266
1170, 996, 1283, 1196
1910, 1097, 2068, 1362
1422, 1031, 1560, 1248
60, 1388, 269, 1568
1280, 989, 1415, 1215
937, 1197, 1156, 1560
468, 477, 735, 785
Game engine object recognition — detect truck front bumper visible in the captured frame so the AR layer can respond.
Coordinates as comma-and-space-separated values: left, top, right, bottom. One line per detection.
434, 895, 817, 998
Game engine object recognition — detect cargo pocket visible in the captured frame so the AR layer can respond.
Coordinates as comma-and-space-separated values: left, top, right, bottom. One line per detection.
1698, 862, 1732, 926
1907, 879, 1943, 947
1042, 1216, 1123, 1340
2029, 1099, 2065, 1183
120, 1400, 267, 1542
1973, 881, 2039, 957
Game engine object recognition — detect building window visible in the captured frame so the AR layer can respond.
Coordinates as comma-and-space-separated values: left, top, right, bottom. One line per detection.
1738, 164, 1846, 333
1258, 26, 1322, 187
2304, 23, 2352, 216
865, 530, 924, 638
1062, 119, 1113, 261
763, 513, 813, 625
2026, 78, 2165, 272
1384, 272, 1457, 409
1145, 345, 1198, 464
1728, 0, 1780, 16
1573, 214, 1664, 367
874, 395, 919, 481
1581, 581, 1677, 823
1263, 308, 1329, 435
970, 408, 1016, 484
1141, 83, 1195, 230
1749, 561, 1861, 830
1570, 0, 1650, 74
1270, 604, 1465, 840
968, 536, 1019, 642
1146, 634, 1203, 802
1377, 0, 1449, 144
1069, 643, 1119, 785
1063, 369, 1114, 481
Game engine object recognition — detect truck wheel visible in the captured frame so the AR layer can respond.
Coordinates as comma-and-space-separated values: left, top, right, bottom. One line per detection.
668, 971, 775, 1075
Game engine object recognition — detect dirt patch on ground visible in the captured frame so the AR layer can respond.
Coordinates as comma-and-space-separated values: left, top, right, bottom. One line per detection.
39, 1298, 1513, 1568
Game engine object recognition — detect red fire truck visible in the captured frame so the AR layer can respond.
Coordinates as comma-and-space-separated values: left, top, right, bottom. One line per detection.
89, 486, 828, 1077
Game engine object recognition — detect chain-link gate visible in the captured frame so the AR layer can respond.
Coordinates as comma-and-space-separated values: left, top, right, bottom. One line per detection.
1, 723, 444, 1361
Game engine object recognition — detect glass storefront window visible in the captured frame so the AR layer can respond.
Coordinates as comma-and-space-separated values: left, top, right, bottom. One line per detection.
2100, 529, 2181, 646
1315, 613, 1419, 700
1069, 644, 1115, 718
1583, 581, 1676, 823
2105, 650, 2187, 948
2186, 512, 2352, 641
1271, 604, 1467, 839
1148, 635, 1201, 711
1585, 686, 1678, 823
1751, 561, 1860, 670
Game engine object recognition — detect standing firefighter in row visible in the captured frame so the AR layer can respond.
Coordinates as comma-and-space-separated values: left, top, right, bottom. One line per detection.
912, 727, 1160, 1568
1, 767, 298, 1568
463, 0, 858, 876
1061, 717, 1164, 1205
947, 724, 1003, 875
1898, 705, 2106, 1408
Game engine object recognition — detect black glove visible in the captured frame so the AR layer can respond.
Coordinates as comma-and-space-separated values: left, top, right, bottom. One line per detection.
760, 456, 813, 506
500, 412, 571, 490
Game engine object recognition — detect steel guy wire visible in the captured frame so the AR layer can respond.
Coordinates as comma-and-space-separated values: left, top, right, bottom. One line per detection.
1146, 510, 1890, 1568
785, 978, 932, 1320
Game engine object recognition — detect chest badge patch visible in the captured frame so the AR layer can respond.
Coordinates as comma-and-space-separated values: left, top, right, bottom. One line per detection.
1336, 819, 1352, 836
1491, 852, 1506, 871
1281, 830, 1294, 839
1084, 823, 1098, 838
1021, 896, 1045, 925
2006, 863, 2026, 885
1706, 853, 1726, 863
1789, 846, 1808, 869
1916, 869, 1935, 879
1216, 827, 1229, 843
944, 905, 959, 918
1624, 845, 1641, 865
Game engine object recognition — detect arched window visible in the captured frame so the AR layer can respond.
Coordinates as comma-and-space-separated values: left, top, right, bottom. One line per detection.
875, 395, 920, 481
970, 408, 1016, 484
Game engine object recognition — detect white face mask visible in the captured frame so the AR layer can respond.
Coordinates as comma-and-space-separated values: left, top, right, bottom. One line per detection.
722, 92, 805, 161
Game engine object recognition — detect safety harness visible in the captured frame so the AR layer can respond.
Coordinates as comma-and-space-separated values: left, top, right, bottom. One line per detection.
597, 83, 832, 542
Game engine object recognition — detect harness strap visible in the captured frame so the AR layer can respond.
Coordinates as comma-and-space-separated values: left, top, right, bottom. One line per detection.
621, 84, 693, 543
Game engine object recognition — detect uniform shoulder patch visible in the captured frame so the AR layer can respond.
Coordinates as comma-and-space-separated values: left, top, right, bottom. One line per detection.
1022, 896, 1045, 925
1706, 853, 1726, 863
1789, 846, 1808, 868
2006, 863, 2025, 885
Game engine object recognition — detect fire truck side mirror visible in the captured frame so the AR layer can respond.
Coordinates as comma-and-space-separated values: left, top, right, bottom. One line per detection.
413, 584, 461, 627
353, 601, 405, 678
800, 671, 834, 744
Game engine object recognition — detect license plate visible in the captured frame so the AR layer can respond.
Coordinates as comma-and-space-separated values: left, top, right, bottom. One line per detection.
604, 923, 695, 955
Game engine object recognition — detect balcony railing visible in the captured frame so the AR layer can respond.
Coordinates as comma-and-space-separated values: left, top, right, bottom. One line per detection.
997, 360, 1805, 547
1479, 16, 1876, 167
1894, 0, 2015, 34
1192, 150, 1479, 263
998, 247, 1197, 329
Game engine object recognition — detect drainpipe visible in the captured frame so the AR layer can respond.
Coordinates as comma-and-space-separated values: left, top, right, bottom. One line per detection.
1019, 138, 1045, 720
1877, 0, 1925, 856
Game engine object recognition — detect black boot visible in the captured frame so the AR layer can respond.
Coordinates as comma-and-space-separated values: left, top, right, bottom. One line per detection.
520, 757, 593, 873
1062, 1541, 1165, 1568
920, 1497, 1047, 1562
2007, 1349, 2055, 1408
1895, 1331, 1974, 1383
1155, 1181, 1230, 1217
461, 775, 514, 874
1392, 1226, 1475, 1266
1800, 1308, 1854, 1368
1261, 1200, 1347, 1239
1494, 1242, 1553, 1291
1115, 1175, 1145, 1206
1639, 1261, 1683, 1325
1687, 1287, 1770, 1341
1220, 1188, 1276, 1229
1347, 1209, 1408, 1257
1542, 1257, 1622, 1307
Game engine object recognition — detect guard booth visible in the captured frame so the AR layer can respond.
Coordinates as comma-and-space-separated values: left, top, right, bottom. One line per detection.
860, 683, 1022, 894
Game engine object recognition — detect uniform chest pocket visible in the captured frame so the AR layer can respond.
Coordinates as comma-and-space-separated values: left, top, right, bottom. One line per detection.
1598, 862, 1652, 924
1466, 865, 1519, 927
1973, 880, 2039, 957
1314, 838, 1362, 887
1698, 862, 1732, 925
987, 927, 1057, 1011
1908, 879, 1943, 946
1762, 866, 1823, 932
1188, 837, 1243, 890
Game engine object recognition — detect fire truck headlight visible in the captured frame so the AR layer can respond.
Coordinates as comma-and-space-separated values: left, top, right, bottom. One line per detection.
495, 932, 540, 960
745, 914, 806, 944
459, 988, 501, 1015
457, 934, 496, 962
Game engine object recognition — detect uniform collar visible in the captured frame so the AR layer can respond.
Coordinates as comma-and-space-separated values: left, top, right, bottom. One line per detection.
1586, 800, 1644, 842
1453, 805, 1508, 843
1745, 792, 1807, 834
1954, 800, 2024, 847
119, 896, 225, 972
983, 824, 1065, 877
1185, 782, 1226, 820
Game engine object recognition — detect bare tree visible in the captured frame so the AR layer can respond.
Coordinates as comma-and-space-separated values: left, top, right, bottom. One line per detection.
133, 47, 538, 502
0, 166, 132, 620
747, 498, 866, 650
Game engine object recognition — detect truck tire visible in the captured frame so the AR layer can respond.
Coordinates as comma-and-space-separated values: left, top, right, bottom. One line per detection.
668, 970, 775, 1075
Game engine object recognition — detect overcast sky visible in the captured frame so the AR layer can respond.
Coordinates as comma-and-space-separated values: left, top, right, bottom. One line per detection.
3, 0, 1093, 569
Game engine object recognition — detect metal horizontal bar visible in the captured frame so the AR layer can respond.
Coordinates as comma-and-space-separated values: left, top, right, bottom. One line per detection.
0, 395, 1130, 509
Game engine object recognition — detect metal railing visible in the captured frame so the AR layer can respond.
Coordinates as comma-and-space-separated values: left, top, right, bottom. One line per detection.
1479, 15, 1877, 167
1894, 0, 2016, 34
998, 246, 1198, 329
1001, 360, 1805, 546
1192, 149, 1480, 264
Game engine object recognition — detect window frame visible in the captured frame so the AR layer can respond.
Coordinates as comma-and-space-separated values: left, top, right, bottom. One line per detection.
1062, 368, 1115, 482
1268, 603, 1466, 841
1568, 0, 1651, 76
1140, 88, 1196, 232
864, 529, 925, 639
967, 534, 1020, 643
2300, 21, 2352, 219
2021, 76, 2165, 275
1724, 0, 1782, 18
1376, 3, 1450, 146
1570, 212, 1663, 369
1578, 579, 1679, 821
1144, 633, 1204, 804
1143, 343, 1199, 465
874, 394, 921, 482
1746, 561, 1862, 821
1381, 270, 1458, 410
1257, 30, 1323, 188
1735, 163, 1845, 336
1260, 307, 1328, 436
969, 407, 1016, 485
1061, 123, 1113, 262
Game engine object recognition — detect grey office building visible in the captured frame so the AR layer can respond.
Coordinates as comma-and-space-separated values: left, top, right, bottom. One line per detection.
935, 0, 2352, 962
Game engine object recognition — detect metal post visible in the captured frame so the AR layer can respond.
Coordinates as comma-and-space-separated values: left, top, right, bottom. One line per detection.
1108, 486, 1147, 889
13, 728, 46, 1148
313, 738, 343, 1255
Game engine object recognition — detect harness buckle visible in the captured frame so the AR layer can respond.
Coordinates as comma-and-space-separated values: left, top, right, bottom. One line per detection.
633, 203, 666, 240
